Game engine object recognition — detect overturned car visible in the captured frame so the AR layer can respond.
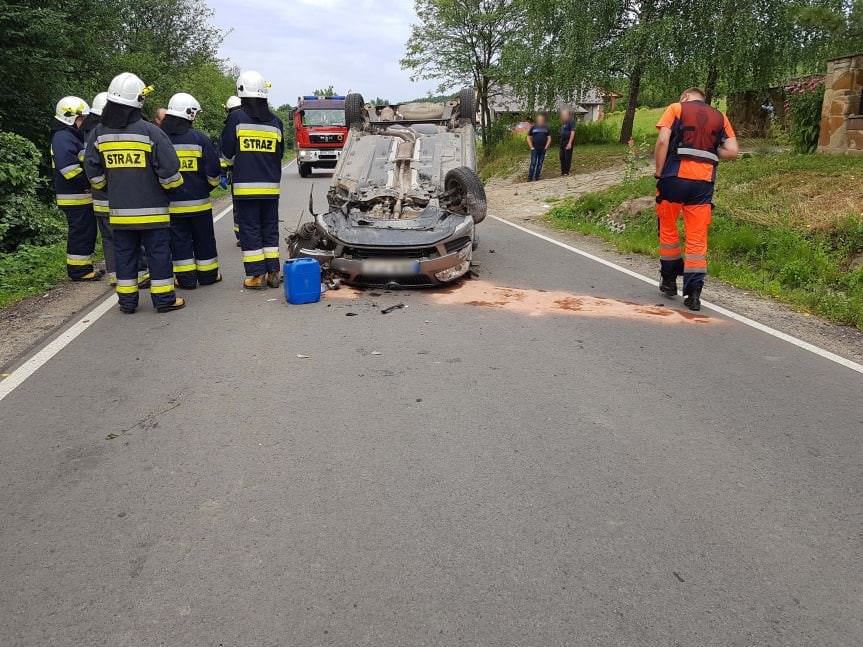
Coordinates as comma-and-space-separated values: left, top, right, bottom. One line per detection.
288, 89, 486, 287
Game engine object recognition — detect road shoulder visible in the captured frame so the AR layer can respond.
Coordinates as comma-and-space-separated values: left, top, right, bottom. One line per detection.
490, 206, 863, 366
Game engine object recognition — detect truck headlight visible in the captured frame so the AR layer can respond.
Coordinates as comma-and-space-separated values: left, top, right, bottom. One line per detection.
435, 261, 470, 282
299, 150, 307, 158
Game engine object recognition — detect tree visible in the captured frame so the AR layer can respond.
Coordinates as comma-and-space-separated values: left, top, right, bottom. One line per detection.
401, 0, 526, 144
0, 0, 234, 147
313, 86, 337, 97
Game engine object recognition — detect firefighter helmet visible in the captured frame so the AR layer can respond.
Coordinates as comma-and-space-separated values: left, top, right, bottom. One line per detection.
225, 95, 241, 111
54, 96, 89, 126
166, 93, 202, 121
107, 72, 151, 108
90, 92, 109, 117
236, 71, 270, 99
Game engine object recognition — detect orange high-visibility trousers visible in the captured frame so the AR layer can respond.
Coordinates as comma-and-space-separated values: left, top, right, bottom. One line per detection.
656, 176, 714, 294
657, 200, 711, 275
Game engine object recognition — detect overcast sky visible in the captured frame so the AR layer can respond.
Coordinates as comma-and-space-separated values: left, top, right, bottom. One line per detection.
208, 0, 441, 107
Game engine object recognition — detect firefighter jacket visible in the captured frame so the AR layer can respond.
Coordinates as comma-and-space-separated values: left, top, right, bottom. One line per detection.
81, 120, 109, 215
220, 109, 284, 200
51, 125, 91, 208
166, 127, 221, 216
84, 118, 184, 229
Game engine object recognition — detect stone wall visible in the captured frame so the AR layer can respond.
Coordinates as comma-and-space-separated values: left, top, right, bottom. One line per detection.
727, 88, 788, 138
818, 53, 863, 155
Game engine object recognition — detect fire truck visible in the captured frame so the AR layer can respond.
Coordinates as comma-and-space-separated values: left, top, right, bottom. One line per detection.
294, 95, 348, 178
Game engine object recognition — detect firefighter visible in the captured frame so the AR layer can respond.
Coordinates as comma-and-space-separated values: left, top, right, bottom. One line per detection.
220, 72, 284, 289
51, 96, 102, 281
84, 72, 186, 313
222, 95, 242, 244
654, 87, 738, 311
82, 92, 152, 289
161, 92, 222, 288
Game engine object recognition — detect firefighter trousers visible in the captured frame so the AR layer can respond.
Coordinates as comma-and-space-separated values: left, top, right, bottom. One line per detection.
656, 177, 713, 295
62, 204, 97, 279
235, 199, 280, 277
170, 213, 220, 288
232, 197, 240, 241
113, 228, 176, 311
96, 215, 115, 280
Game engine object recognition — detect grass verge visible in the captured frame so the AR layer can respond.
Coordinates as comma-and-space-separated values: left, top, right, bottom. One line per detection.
545, 153, 863, 330
0, 242, 72, 308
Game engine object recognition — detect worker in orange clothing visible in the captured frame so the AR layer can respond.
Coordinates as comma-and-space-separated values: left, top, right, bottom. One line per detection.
654, 87, 738, 310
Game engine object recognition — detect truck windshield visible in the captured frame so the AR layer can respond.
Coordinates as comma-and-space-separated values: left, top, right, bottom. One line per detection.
302, 110, 345, 127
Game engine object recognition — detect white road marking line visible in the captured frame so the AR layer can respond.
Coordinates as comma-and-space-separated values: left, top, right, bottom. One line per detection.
490, 215, 863, 375
0, 160, 299, 401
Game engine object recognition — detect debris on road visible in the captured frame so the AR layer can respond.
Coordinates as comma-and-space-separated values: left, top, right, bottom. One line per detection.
296, 354, 310, 359
381, 303, 407, 314
371, 351, 382, 355
346, 312, 358, 317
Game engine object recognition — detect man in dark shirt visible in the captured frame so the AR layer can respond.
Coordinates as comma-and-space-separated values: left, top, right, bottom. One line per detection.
559, 110, 576, 175
527, 113, 551, 181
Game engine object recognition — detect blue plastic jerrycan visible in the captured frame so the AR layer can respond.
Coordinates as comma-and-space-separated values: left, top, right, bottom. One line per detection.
284, 258, 321, 304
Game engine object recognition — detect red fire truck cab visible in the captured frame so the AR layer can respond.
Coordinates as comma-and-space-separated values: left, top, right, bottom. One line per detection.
294, 95, 348, 178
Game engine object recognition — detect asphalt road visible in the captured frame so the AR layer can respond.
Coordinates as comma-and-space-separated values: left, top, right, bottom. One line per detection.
1, 163, 861, 646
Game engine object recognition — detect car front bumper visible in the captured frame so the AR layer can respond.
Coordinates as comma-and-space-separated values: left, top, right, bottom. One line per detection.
298, 233, 473, 287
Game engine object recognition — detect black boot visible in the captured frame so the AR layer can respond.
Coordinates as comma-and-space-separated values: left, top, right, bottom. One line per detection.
659, 274, 678, 297
684, 286, 702, 311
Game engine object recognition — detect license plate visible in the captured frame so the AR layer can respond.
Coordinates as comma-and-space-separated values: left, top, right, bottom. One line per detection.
361, 259, 420, 275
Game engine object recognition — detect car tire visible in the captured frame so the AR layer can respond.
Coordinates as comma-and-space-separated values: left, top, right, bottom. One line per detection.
298, 162, 312, 178
345, 93, 366, 129
458, 88, 476, 125
444, 166, 486, 224
287, 222, 321, 258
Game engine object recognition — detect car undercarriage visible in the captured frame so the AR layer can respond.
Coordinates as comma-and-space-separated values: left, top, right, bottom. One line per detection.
288, 89, 486, 287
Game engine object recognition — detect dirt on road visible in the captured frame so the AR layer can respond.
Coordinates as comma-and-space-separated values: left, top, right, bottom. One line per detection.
485, 167, 863, 365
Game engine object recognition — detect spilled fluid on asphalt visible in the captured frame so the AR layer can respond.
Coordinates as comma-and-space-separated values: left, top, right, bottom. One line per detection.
325, 280, 714, 324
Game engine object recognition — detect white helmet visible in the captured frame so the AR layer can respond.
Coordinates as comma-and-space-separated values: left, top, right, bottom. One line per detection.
225, 95, 241, 111
54, 96, 89, 126
107, 72, 151, 108
236, 71, 270, 99
166, 92, 202, 121
90, 92, 109, 117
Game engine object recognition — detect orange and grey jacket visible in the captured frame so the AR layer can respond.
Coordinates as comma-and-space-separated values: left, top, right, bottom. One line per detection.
661, 101, 726, 182
84, 118, 183, 229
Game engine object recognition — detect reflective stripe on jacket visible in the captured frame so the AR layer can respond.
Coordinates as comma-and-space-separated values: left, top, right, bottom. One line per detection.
220, 110, 284, 200
51, 126, 90, 201
663, 101, 726, 181
167, 129, 221, 216
84, 119, 183, 229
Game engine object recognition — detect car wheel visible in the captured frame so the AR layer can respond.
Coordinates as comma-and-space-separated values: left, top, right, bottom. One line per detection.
444, 166, 487, 224
298, 162, 312, 178
345, 93, 366, 129
458, 88, 476, 125
287, 222, 321, 258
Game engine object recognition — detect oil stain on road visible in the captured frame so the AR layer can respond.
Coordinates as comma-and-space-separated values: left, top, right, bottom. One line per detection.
326, 280, 714, 325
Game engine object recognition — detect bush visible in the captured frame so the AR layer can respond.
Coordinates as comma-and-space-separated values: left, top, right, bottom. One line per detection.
576, 120, 617, 144
784, 78, 824, 154
0, 131, 65, 253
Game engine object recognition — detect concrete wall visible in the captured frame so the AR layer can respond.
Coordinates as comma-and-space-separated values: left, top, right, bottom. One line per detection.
818, 53, 863, 155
